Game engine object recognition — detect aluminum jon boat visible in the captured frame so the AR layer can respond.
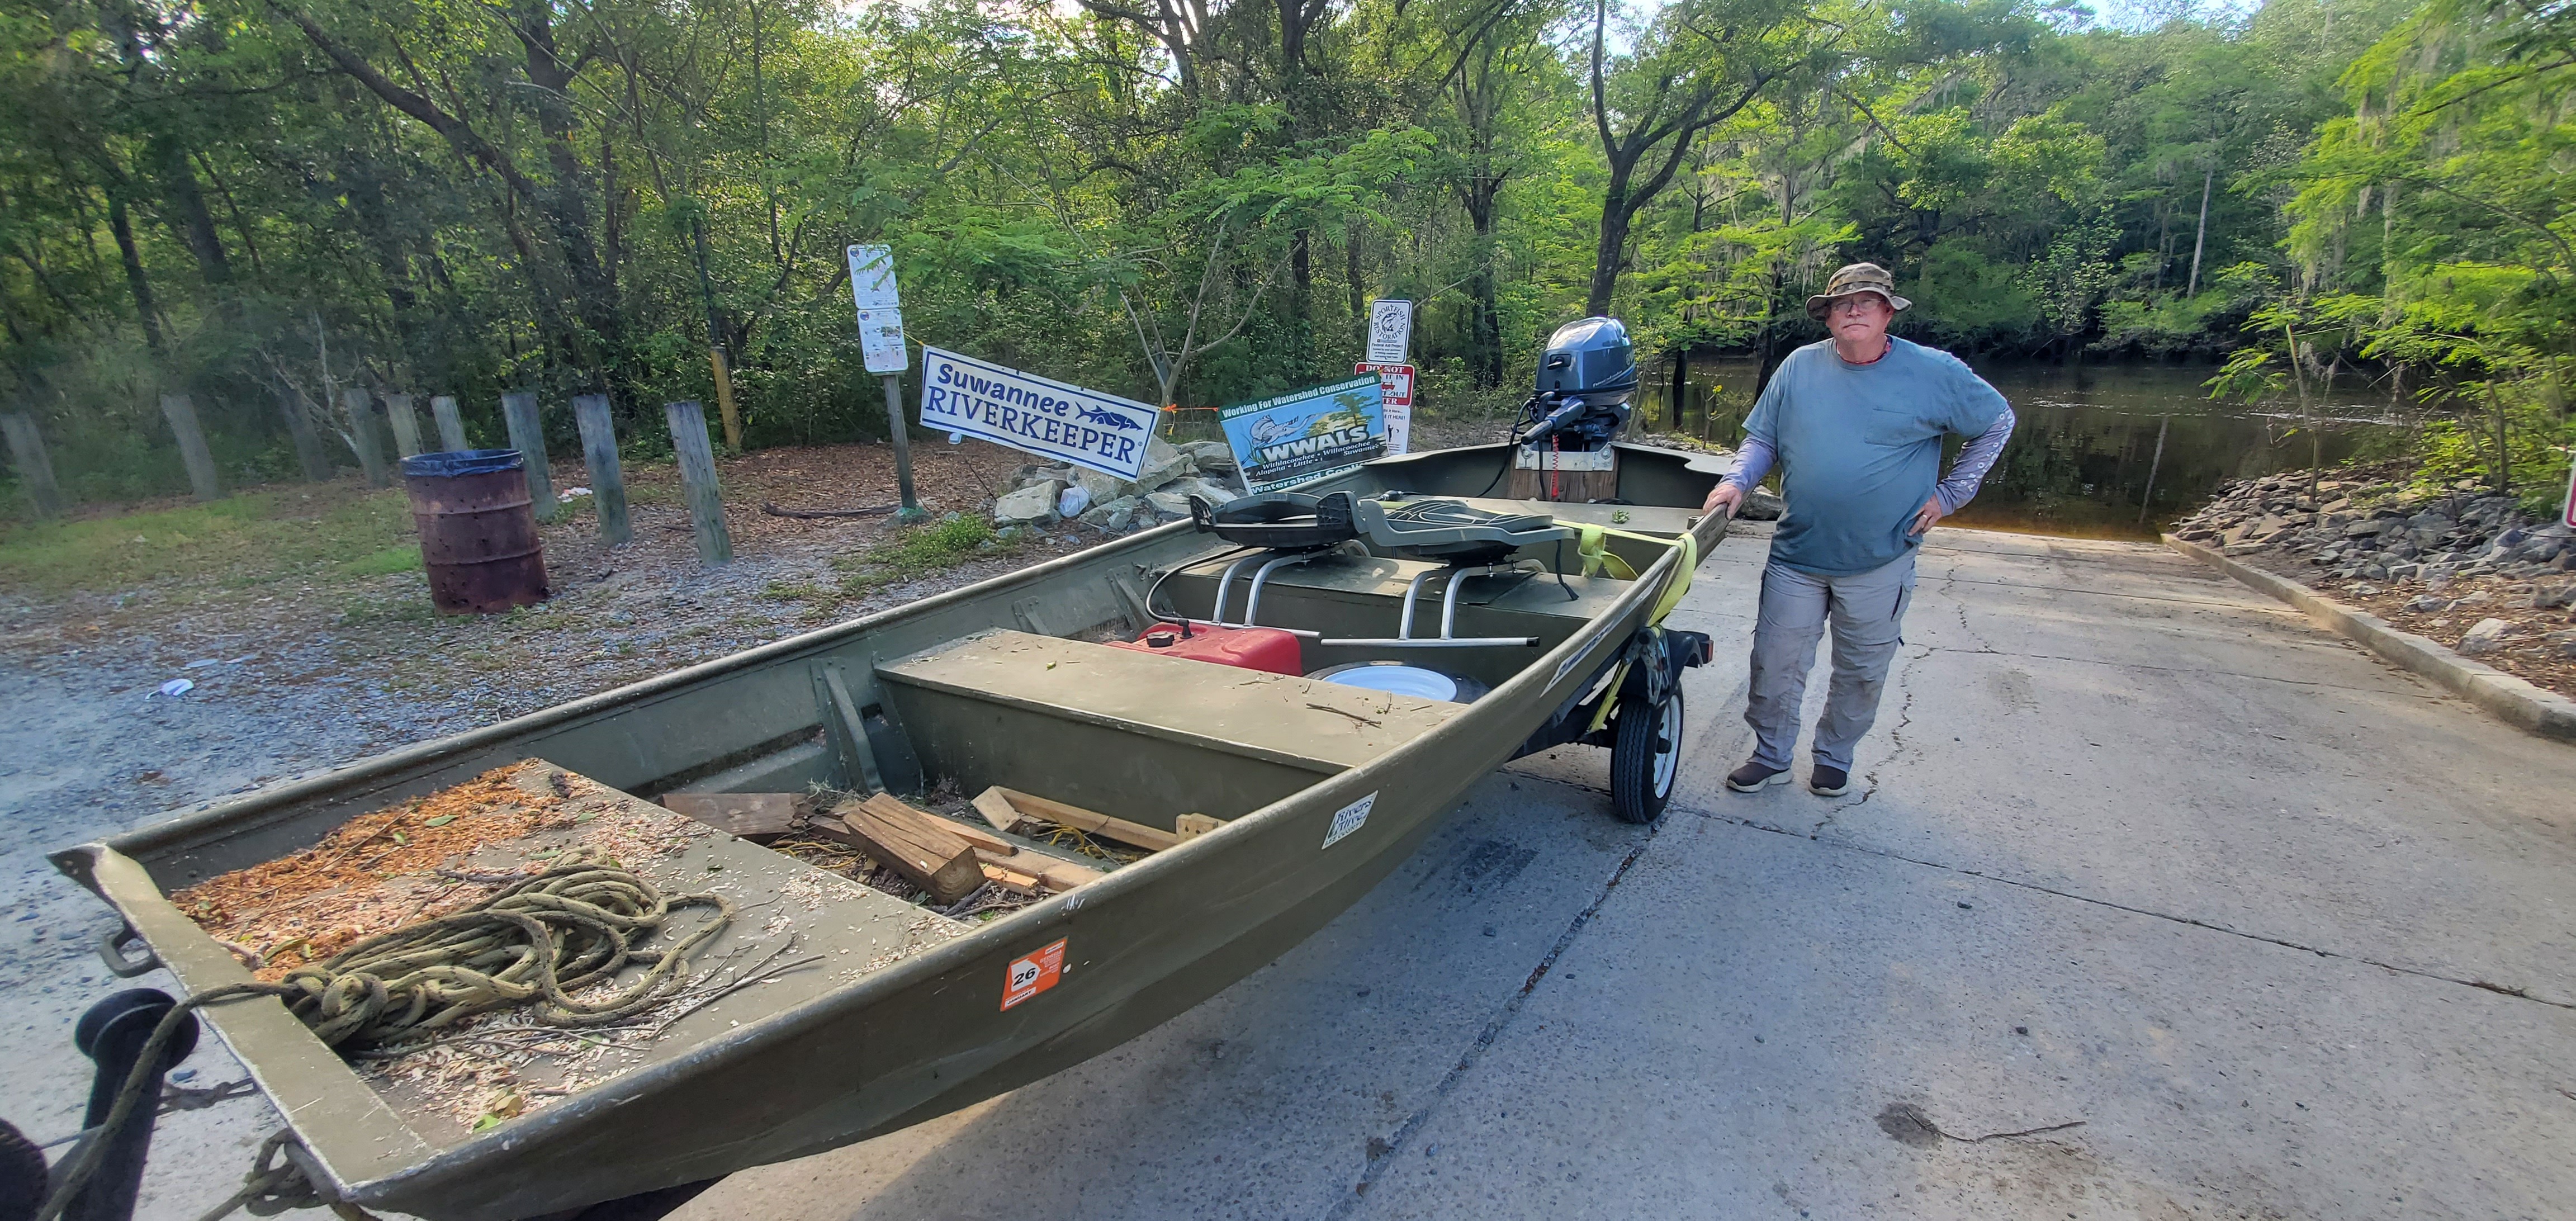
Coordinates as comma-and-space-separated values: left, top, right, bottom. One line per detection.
48, 439, 1733, 1220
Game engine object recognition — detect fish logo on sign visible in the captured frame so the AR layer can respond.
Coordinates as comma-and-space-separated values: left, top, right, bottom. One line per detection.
1002, 938, 1068, 1010
1077, 406, 1143, 430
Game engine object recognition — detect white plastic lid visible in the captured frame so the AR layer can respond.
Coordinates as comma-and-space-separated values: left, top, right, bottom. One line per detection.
1318, 664, 1458, 702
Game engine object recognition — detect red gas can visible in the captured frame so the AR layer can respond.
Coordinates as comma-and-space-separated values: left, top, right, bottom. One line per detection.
1108, 623, 1304, 675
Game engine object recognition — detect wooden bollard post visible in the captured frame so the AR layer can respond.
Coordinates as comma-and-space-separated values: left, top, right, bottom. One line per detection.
430, 395, 468, 452
501, 391, 557, 522
571, 392, 631, 545
383, 392, 425, 458
277, 389, 329, 482
343, 387, 390, 488
1, 411, 65, 518
665, 400, 732, 566
159, 393, 221, 501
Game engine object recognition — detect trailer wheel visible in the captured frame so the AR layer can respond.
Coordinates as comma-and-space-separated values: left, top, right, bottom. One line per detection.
1609, 689, 1683, 824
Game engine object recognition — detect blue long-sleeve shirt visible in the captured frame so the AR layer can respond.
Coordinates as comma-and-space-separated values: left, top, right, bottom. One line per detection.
1725, 404, 2016, 514
1720, 338, 2018, 574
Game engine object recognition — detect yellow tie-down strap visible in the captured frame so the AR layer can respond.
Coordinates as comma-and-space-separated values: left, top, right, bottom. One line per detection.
1566, 523, 1699, 736
1570, 523, 1698, 625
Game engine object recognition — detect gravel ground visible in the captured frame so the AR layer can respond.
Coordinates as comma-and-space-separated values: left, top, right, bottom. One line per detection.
0, 436, 1114, 1218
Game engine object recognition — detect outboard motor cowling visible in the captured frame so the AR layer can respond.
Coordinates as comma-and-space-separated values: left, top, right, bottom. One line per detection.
1521, 316, 1639, 450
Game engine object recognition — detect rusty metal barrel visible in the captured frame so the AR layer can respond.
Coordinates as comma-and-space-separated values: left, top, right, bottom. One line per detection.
400, 449, 551, 614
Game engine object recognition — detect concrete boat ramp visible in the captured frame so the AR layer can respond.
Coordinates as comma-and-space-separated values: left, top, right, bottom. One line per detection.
684, 526, 2575, 1221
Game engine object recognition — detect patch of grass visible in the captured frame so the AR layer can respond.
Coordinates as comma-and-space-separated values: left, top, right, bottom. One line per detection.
831, 515, 1012, 596
0, 487, 416, 598
340, 545, 424, 578
762, 580, 832, 603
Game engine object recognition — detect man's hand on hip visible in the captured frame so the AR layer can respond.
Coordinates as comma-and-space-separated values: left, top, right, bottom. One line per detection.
1909, 496, 1944, 536
1703, 481, 1746, 516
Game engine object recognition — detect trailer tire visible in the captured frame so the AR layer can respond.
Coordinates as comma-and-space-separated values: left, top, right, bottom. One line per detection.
0, 1118, 44, 1221
1608, 689, 1682, 824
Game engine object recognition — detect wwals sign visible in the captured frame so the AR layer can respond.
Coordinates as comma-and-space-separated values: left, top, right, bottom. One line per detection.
1220, 376, 1386, 493
918, 347, 1158, 480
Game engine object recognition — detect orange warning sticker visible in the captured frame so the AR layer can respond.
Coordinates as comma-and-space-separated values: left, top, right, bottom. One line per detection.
1001, 938, 1068, 1011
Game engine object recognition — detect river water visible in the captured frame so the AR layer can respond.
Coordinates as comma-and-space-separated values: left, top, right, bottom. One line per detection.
1634, 358, 2414, 538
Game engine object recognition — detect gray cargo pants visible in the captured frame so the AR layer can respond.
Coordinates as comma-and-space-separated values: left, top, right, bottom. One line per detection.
1745, 551, 1917, 773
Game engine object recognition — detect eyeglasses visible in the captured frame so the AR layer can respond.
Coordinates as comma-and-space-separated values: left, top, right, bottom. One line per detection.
1828, 296, 1886, 315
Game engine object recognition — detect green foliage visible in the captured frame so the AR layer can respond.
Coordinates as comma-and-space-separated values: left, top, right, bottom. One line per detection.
0, 0, 2547, 526
2259, 0, 2574, 499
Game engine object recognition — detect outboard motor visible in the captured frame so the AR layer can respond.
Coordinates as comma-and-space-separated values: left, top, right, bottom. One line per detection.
1518, 316, 1639, 451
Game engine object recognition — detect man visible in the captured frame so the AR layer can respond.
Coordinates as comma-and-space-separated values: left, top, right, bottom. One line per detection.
1701, 262, 2016, 797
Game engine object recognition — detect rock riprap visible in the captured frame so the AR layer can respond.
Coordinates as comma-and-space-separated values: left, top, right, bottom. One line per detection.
2171, 470, 2576, 678
2171, 472, 2573, 585
989, 437, 1248, 531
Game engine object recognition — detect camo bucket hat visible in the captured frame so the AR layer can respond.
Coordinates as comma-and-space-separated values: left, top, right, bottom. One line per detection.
1805, 262, 1912, 320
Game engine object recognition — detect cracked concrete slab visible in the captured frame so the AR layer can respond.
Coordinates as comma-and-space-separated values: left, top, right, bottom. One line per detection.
1706, 534, 2576, 1006
1351, 810, 2575, 1221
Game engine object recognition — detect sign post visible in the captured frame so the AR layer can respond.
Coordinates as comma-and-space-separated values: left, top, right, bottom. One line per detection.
849, 244, 926, 523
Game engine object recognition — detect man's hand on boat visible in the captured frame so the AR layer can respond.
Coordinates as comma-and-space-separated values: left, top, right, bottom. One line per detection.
1701, 481, 1745, 517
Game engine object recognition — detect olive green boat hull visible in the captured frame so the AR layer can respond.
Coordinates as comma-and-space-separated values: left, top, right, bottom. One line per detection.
51, 441, 1730, 1220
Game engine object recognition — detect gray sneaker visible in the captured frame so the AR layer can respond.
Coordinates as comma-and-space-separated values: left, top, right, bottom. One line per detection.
1810, 765, 1850, 797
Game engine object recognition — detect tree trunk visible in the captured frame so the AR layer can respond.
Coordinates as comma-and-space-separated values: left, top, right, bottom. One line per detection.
2186, 167, 2214, 296
2280, 321, 2315, 504
149, 136, 232, 286
1585, 168, 1636, 317
513, 0, 623, 384
107, 190, 164, 352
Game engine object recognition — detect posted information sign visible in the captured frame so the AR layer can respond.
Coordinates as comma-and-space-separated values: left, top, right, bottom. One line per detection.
1220, 376, 1386, 493
1356, 361, 1415, 456
846, 244, 907, 374
1366, 299, 1414, 364
917, 346, 1159, 480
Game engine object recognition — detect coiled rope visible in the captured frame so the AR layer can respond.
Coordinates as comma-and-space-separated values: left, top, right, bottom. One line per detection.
39, 854, 731, 1221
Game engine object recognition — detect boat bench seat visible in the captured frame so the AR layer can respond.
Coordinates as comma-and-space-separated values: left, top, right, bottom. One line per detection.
880, 629, 1464, 770
877, 629, 1467, 827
